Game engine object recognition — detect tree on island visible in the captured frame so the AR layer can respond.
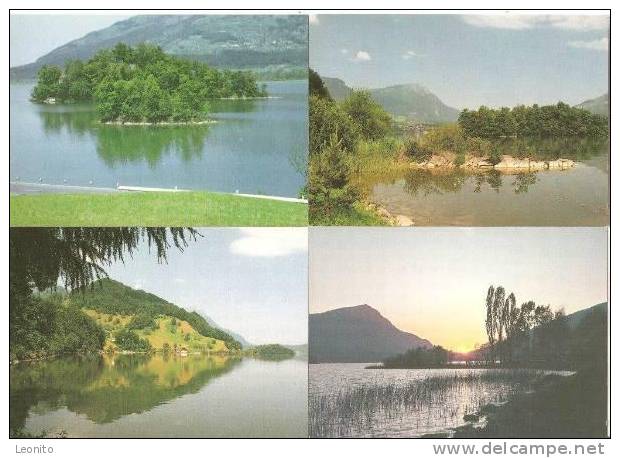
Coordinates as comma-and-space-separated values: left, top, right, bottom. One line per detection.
382, 345, 449, 368
458, 103, 608, 139
31, 43, 267, 123
251, 344, 295, 361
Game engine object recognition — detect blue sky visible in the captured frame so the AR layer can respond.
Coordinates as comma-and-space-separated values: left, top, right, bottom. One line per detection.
310, 13, 609, 109
105, 228, 308, 346
10, 14, 132, 67
310, 227, 608, 352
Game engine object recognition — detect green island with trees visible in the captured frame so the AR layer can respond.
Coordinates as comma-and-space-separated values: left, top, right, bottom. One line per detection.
308, 69, 609, 226
31, 43, 267, 124
249, 344, 296, 361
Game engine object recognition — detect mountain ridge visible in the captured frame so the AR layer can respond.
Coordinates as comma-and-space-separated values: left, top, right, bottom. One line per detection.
10, 14, 308, 80
321, 76, 460, 123
67, 278, 242, 350
202, 314, 252, 348
309, 304, 432, 363
575, 93, 609, 117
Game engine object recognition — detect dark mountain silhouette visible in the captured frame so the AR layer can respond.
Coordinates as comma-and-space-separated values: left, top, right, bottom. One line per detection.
456, 302, 608, 366
321, 76, 459, 123
309, 304, 432, 363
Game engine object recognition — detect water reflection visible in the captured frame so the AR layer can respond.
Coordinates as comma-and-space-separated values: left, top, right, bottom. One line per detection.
370, 167, 608, 227
37, 108, 211, 168
398, 169, 540, 197
208, 98, 258, 114
38, 106, 98, 137
95, 125, 210, 167
10, 354, 239, 433
488, 137, 608, 162
11, 81, 307, 196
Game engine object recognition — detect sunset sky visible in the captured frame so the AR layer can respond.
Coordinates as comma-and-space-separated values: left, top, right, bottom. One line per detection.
310, 228, 608, 353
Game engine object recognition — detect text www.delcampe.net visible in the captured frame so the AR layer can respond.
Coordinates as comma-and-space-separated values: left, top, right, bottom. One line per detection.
432, 442, 606, 456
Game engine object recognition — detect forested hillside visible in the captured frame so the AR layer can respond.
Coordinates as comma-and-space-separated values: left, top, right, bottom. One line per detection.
69, 278, 241, 350
11, 15, 308, 80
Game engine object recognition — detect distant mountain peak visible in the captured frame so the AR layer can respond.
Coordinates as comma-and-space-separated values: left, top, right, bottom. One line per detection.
575, 93, 609, 117
310, 304, 432, 363
10, 14, 308, 80
320, 75, 459, 123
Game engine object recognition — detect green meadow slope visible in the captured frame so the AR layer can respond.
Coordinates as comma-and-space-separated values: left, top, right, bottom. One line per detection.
68, 278, 242, 352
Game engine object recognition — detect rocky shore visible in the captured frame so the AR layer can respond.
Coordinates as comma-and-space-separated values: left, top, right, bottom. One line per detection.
364, 201, 415, 227
103, 119, 216, 126
413, 154, 575, 171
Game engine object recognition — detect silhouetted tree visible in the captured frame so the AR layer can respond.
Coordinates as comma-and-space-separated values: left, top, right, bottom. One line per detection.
485, 286, 496, 361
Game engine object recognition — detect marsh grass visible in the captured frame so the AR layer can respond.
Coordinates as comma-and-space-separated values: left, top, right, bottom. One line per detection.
349, 137, 407, 176
309, 369, 548, 438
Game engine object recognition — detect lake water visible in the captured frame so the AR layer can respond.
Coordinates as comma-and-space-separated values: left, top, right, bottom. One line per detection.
10, 354, 308, 438
10, 80, 308, 197
309, 363, 571, 438
369, 144, 609, 226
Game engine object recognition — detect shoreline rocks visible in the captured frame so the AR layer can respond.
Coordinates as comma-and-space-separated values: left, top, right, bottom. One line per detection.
364, 201, 415, 226
412, 154, 575, 171
102, 119, 216, 126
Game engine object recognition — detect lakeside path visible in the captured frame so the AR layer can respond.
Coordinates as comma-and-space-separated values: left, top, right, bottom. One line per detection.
10, 182, 119, 195
11, 182, 307, 203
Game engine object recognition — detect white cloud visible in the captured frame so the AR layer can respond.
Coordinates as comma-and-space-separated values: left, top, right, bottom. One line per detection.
340, 48, 349, 55
548, 15, 609, 31
230, 228, 307, 258
351, 50, 372, 62
402, 50, 422, 60
309, 14, 319, 25
568, 37, 609, 51
462, 14, 608, 31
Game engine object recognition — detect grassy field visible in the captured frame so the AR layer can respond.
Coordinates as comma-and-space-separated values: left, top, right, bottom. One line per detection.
10, 191, 308, 227
84, 309, 228, 353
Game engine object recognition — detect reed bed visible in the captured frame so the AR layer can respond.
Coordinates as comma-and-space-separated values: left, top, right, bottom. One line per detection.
309, 369, 548, 438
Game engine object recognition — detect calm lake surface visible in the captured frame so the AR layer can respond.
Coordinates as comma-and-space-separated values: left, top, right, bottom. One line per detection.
10, 80, 308, 197
369, 144, 609, 226
11, 354, 308, 438
309, 363, 571, 438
